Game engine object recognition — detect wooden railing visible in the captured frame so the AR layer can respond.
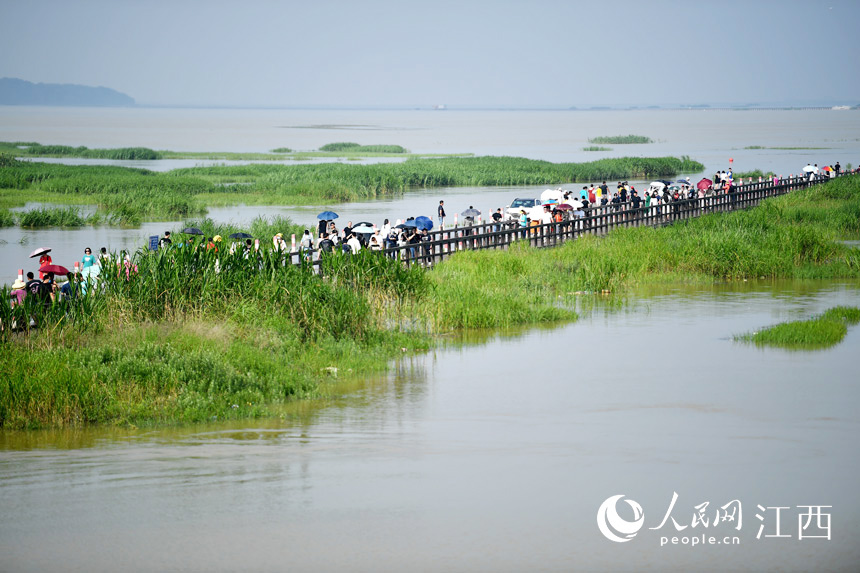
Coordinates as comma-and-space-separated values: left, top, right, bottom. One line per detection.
292, 173, 848, 273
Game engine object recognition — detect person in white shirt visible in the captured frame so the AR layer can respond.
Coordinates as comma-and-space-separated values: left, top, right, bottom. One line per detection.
346, 233, 362, 253
541, 205, 552, 225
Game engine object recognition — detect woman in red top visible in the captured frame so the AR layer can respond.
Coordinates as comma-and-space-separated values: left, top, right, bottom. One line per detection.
38, 253, 52, 279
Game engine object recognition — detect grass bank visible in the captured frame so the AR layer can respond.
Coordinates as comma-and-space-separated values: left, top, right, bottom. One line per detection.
735, 306, 860, 349
0, 243, 430, 429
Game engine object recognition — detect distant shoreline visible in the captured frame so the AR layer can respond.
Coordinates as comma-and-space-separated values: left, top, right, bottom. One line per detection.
1, 103, 855, 112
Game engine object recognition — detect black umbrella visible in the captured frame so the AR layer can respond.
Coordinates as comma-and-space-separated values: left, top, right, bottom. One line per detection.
228, 232, 253, 239
461, 208, 481, 218
182, 227, 204, 236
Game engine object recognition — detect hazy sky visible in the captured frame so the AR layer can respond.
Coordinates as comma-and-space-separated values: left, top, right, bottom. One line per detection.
1, 0, 857, 108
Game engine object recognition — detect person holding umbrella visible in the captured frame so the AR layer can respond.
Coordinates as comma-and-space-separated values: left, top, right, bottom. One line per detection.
30, 247, 52, 279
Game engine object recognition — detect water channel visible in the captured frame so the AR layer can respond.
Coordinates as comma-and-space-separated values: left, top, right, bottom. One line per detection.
2, 280, 858, 571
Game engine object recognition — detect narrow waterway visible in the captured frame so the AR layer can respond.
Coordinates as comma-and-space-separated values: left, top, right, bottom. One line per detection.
2, 280, 858, 571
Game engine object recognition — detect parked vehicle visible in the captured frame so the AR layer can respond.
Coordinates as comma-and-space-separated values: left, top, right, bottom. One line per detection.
504, 197, 542, 219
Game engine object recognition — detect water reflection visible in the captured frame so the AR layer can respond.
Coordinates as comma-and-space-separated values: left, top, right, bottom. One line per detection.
1, 281, 859, 571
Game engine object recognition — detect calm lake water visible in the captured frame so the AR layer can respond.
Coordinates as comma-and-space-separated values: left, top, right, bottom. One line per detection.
1, 280, 859, 571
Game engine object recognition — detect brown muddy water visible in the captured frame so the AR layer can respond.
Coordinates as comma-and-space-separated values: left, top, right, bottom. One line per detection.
1, 280, 859, 572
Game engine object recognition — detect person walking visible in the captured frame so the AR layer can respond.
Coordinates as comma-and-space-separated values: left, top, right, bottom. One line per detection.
81, 247, 96, 269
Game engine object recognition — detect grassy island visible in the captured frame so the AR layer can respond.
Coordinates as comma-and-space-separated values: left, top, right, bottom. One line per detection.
736, 306, 860, 349
588, 135, 653, 144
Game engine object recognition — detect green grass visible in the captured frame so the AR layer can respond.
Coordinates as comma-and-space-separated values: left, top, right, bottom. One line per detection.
733, 170, 777, 179
0, 141, 161, 160
0, 242, 429, 429
173, 215, 306, 243
319, 142, 408, 153
18, 206, 89, 228
588, 135, 653, 144
736, 306, 860, 349
0, 208, 14, 227
583, 146, 611, 151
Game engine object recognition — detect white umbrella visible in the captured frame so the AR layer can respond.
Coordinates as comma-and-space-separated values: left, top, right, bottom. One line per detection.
802, 165, 818, 173
529, 206, 546, 220
566, 199, 584, 209
540, 189, 565, 203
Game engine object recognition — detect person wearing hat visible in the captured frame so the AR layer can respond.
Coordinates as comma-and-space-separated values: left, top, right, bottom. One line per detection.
272, 233, 286, 252
10, 274, 27, 307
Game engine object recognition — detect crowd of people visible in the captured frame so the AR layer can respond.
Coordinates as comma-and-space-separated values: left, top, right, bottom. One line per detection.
7, 244, 129, 313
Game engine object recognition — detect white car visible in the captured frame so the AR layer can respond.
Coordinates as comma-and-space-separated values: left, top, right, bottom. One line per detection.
504, 197, 543, 220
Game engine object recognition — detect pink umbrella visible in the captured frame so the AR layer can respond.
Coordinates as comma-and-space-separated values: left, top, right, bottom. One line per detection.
29, 247, 52, 258
39, 264, 70, 275
696, 178, 713, 191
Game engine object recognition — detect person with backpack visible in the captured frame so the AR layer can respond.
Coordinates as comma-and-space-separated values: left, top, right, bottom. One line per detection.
318, 233, 335, 255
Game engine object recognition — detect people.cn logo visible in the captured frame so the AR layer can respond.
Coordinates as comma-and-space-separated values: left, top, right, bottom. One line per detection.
597, 494, 645, 542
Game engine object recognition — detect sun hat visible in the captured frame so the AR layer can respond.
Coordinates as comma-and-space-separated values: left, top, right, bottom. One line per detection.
213, 235, 222, 242
12, 277, 26, 289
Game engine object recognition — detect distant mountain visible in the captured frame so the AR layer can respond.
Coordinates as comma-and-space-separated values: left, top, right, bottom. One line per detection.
0, 77, 135, 107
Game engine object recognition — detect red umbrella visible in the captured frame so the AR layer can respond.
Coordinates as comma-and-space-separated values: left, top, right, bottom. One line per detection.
555, 203, 575, 211
29, 247, 52, 258
696, 178, 713, 190
39, 264, 70, 275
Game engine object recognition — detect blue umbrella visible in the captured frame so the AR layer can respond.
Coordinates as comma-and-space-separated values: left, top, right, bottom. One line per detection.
317, 211, 339, 220
414, 216, 433, 230
401, 220, 418, 228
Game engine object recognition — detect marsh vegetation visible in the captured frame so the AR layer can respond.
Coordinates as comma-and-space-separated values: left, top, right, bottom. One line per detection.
0, 153, 704, 224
